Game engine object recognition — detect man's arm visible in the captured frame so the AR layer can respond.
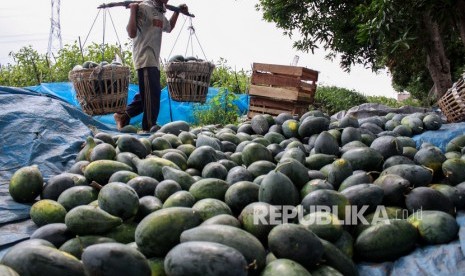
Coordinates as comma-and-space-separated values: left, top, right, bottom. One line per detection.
126, 3, 139, 38
169, 4, 188, 32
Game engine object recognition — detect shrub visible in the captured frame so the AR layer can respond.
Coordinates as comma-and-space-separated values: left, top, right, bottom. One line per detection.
0, 42, 135, 87
192, 88, 240, 126
366, 95, 424, 108
210, 58, 250, 94
313, 86, 368, 115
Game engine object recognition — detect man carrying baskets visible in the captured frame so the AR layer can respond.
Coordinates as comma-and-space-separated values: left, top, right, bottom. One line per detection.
114, 0, 189, 131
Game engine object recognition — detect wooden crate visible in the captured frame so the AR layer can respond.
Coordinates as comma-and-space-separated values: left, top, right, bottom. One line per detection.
247, 63, 318, 118
249, 62, 318, 101
438, 78, 465, 122
248, 96, 310, 118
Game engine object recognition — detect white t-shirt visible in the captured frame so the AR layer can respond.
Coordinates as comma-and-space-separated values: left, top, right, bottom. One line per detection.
132, 1, 171, 69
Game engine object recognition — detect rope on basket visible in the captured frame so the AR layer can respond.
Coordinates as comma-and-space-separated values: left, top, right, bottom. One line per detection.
165, 17, 214, 120
167, 17, 208, 61
185, 18, 208, 60
79, 8, 125, 65
76, 8, 128, 117
165, 16, 212, 121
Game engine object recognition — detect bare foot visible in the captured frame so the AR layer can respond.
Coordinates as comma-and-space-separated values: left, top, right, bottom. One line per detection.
113, 112, 129, 130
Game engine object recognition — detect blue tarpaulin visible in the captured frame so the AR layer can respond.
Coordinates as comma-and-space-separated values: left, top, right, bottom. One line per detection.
0, 85, 113, 257
0, 85, 112, 183
1, 83, 465, 274
413, 122, 465, 152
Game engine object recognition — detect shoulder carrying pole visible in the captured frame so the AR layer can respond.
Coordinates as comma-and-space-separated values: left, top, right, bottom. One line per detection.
97, 1, 195, 17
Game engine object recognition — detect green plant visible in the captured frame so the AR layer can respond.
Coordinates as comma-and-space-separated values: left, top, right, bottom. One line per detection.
210, 58, 250, 93
313, 86, 368, 115
0, 46, 51, 86
366, 95, 424, 108
399, 97, 424, 108
160, 67, 167, 88
366, 96, 401, 108
0, 41, 135, 87
192, 88, 240, 126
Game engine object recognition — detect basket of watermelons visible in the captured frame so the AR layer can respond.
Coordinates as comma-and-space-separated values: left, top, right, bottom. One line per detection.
165, 55, 215, 103
68, 61, 130, 116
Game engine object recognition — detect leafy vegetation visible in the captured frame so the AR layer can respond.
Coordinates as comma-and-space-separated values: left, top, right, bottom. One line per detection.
0, 42, 250, 94
210, 58, 250, 94
0, 42, 134, 87
313, 86, 368, 115
190, 58, 250, 125
366, 96, 422, 109
313, 86, 423, 115
192, 88, 240, 126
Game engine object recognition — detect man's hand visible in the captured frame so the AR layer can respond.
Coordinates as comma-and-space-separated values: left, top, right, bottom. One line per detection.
178, 4, 188, 14
127, 2, 139, 10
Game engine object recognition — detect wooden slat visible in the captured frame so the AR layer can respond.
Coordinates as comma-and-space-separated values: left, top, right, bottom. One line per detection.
251, 72, 318, 89
252, 62, 319, 82
248, 85, 313, 102
249, 106, 287, 116
252, 72, 304, 87
251, 72, 317, 98
250, 96, 296, 109
264, 83, 316, 96
249, 85, 298, 101
247, 110, 264, 118
247, 107, 309, 119
248, 96, 309, 118
253, 63, 304, 77
249, 96, 309, 111
249, 104, 309, 115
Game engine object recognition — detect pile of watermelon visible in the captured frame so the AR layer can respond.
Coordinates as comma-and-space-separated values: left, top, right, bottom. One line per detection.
3, 109, 465, 276
168, 54, 203, 63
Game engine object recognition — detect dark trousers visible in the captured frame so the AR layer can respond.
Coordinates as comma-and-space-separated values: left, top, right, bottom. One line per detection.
126, 67, 161, 131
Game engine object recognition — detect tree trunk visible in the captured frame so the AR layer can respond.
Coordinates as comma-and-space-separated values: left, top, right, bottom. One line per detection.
455, 0, 465, 48
422, 12, 452, 100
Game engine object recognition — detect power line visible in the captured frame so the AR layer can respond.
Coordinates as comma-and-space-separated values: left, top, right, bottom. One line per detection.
0, 33, 48, 38
0, 38, 49, 43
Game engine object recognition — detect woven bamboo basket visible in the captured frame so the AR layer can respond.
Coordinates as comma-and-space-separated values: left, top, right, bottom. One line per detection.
165, 61, 215, 103
68, 65, 130, 116
438, 77, 465, 123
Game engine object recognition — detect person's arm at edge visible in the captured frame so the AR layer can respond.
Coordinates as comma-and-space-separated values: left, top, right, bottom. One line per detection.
168, 11, 179, 32
169, 4, 188, 32
127, 3, 139, 38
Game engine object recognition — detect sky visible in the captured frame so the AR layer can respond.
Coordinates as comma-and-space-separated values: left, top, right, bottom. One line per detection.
0, 0, 398, 98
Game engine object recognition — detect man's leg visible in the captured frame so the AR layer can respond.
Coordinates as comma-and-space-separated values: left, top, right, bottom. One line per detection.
141, 67, 161, 131
114, 68, 145, 130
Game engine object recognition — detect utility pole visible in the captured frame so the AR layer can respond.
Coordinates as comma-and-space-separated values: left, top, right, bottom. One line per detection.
47, 0, 63, 58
